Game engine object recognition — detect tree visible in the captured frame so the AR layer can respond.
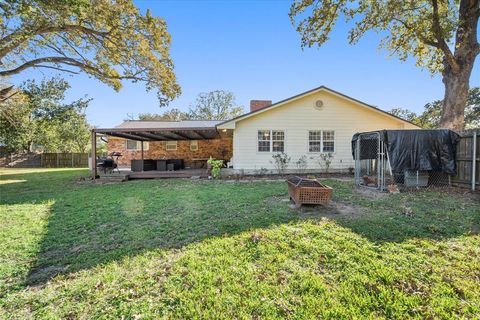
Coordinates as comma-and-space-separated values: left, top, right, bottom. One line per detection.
0, 0, 180, 105
389, 87, 480, 129
289, 0, 479, 130
0, 78, 91, 153
188, 90, 244, 120
138, 108, 189, 121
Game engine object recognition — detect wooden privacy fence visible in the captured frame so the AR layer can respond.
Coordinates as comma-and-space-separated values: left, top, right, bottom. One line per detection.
41, 153, 89, 168
451, 130, 479, 191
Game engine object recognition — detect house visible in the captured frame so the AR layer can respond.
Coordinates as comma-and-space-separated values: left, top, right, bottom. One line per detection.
217, 85, 419, 173
99, 85, 418, 176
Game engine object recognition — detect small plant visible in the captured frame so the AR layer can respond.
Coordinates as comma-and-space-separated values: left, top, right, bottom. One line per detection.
207, 157, 223, 179
295, 155, 308, 175
311, 153, 334, 173
270, 152, 291, 175
348, 166, 354, 175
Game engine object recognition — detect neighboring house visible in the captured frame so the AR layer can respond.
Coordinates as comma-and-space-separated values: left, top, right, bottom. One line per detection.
104, 86, 418, 173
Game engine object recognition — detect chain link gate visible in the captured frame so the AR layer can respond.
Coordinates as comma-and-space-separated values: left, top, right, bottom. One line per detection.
354, 132, 387, 191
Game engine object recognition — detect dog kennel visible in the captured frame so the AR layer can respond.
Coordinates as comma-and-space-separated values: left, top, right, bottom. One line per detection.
352, 129, 460, 191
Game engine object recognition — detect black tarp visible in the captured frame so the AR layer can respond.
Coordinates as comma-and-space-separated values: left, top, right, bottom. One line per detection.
352, 129, 461, 174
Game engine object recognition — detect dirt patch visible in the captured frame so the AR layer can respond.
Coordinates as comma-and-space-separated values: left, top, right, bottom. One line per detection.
354, 187, 389, 200
266, 195, 359, 217
295, 201, 359, 216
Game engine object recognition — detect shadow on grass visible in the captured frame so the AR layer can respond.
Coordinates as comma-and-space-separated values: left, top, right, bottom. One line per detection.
1, 169, 479, 288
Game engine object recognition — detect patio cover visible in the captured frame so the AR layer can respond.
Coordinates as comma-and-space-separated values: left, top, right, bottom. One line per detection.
93, 120, 222, 141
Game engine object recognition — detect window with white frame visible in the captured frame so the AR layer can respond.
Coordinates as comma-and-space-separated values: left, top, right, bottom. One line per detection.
322, 130, 335, 152
190, 140, 198, 151
258, 130, 285, 152
308, 131, 322, 152
166, 141, 177, 151
272, 131, 285, 152
308, 130, 335, 152
125, 140, 149, 151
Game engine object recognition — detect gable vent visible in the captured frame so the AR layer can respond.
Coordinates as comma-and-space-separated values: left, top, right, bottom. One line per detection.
314, 100, 324, 110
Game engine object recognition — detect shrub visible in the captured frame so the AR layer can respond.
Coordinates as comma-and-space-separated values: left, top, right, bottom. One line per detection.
207, 157, 223, 179
270, 152, 291, 175
295, 155, 308, 174
310, 153, 334, 173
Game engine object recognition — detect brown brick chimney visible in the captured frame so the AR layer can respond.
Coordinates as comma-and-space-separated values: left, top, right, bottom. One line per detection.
250, 100, 272, 112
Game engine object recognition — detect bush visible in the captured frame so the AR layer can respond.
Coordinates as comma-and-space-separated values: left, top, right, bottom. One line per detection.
207, 157, 223, 179
270, 152, 291, 175
295, 155, 308, 174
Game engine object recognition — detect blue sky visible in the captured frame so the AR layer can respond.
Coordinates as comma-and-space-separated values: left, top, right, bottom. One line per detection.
10, 0, 480, 128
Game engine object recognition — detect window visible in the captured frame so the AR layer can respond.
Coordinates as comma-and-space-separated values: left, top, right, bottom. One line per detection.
308, 130, 335, 152
126, 140, 138, 150
322, 131, 335, 152
309, 131, 322, 152
257, 130, 285, 152
190, 140, 198, 151
166, 141, 177, 151
258, 130, 271, 152
125, 140, 149, 151
272, 131, 285, 152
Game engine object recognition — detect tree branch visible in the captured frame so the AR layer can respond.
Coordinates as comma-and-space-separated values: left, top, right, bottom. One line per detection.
0, 24, 110, 60
431, 0, 460, 72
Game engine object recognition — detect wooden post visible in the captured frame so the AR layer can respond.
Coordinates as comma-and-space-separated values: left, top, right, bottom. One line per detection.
56, 153, 59, 168
141, 140, 144, 172
473, 132, 477, 191
92, 130, 97, 179
71, 153, 74, 167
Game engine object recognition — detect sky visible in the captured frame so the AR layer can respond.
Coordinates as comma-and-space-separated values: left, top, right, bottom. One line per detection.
10, 0, 480, 128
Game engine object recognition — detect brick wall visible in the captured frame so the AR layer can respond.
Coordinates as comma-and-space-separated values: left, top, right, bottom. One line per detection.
107, 137, 233, 167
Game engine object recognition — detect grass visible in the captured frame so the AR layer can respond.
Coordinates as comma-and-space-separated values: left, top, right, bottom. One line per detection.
0, 168, 479, 319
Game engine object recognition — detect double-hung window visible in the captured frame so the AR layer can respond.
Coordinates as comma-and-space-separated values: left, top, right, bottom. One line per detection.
258, 130, 285, 152
125, 140, 149, 151
308, 130, 334, 152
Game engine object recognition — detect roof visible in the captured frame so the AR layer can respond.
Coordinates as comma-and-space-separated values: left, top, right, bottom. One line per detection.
217, 85, 420, 128
94, 120, 222, 141
115, 120, 222, 129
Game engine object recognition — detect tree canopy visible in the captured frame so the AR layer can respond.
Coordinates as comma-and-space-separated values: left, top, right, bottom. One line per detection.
0, 78, 91, 153
289, 0, 479, 130
137, 90, 244, 121
188, 90, 244, 120
0, 0, 180, 105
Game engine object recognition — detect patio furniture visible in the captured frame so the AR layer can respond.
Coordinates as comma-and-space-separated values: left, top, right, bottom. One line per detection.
167, 159, 184, 170
155, 160, 167, 171
167, 163, 175, 171
287, 176, 333, 207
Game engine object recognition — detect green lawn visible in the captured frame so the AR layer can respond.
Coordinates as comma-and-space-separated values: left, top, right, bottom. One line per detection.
0, 168, 479, 319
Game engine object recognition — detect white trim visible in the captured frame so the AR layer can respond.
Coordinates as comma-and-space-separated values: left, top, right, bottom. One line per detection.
166, 141, 177, 151
125, 140, 149, 151
256, 129, 286, 153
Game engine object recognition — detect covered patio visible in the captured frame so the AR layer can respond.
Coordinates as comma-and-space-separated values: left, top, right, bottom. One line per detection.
91, 120, 232, 180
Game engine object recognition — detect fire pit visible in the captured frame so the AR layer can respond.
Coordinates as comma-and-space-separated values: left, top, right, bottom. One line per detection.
286, 176, 333, 207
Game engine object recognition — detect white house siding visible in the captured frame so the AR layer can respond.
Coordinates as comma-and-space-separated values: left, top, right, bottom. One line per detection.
230, 90, 418, 172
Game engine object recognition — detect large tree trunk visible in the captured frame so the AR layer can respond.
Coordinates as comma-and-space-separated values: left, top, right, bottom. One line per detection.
439, 65, 474, 130
438, 0, 479, 130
